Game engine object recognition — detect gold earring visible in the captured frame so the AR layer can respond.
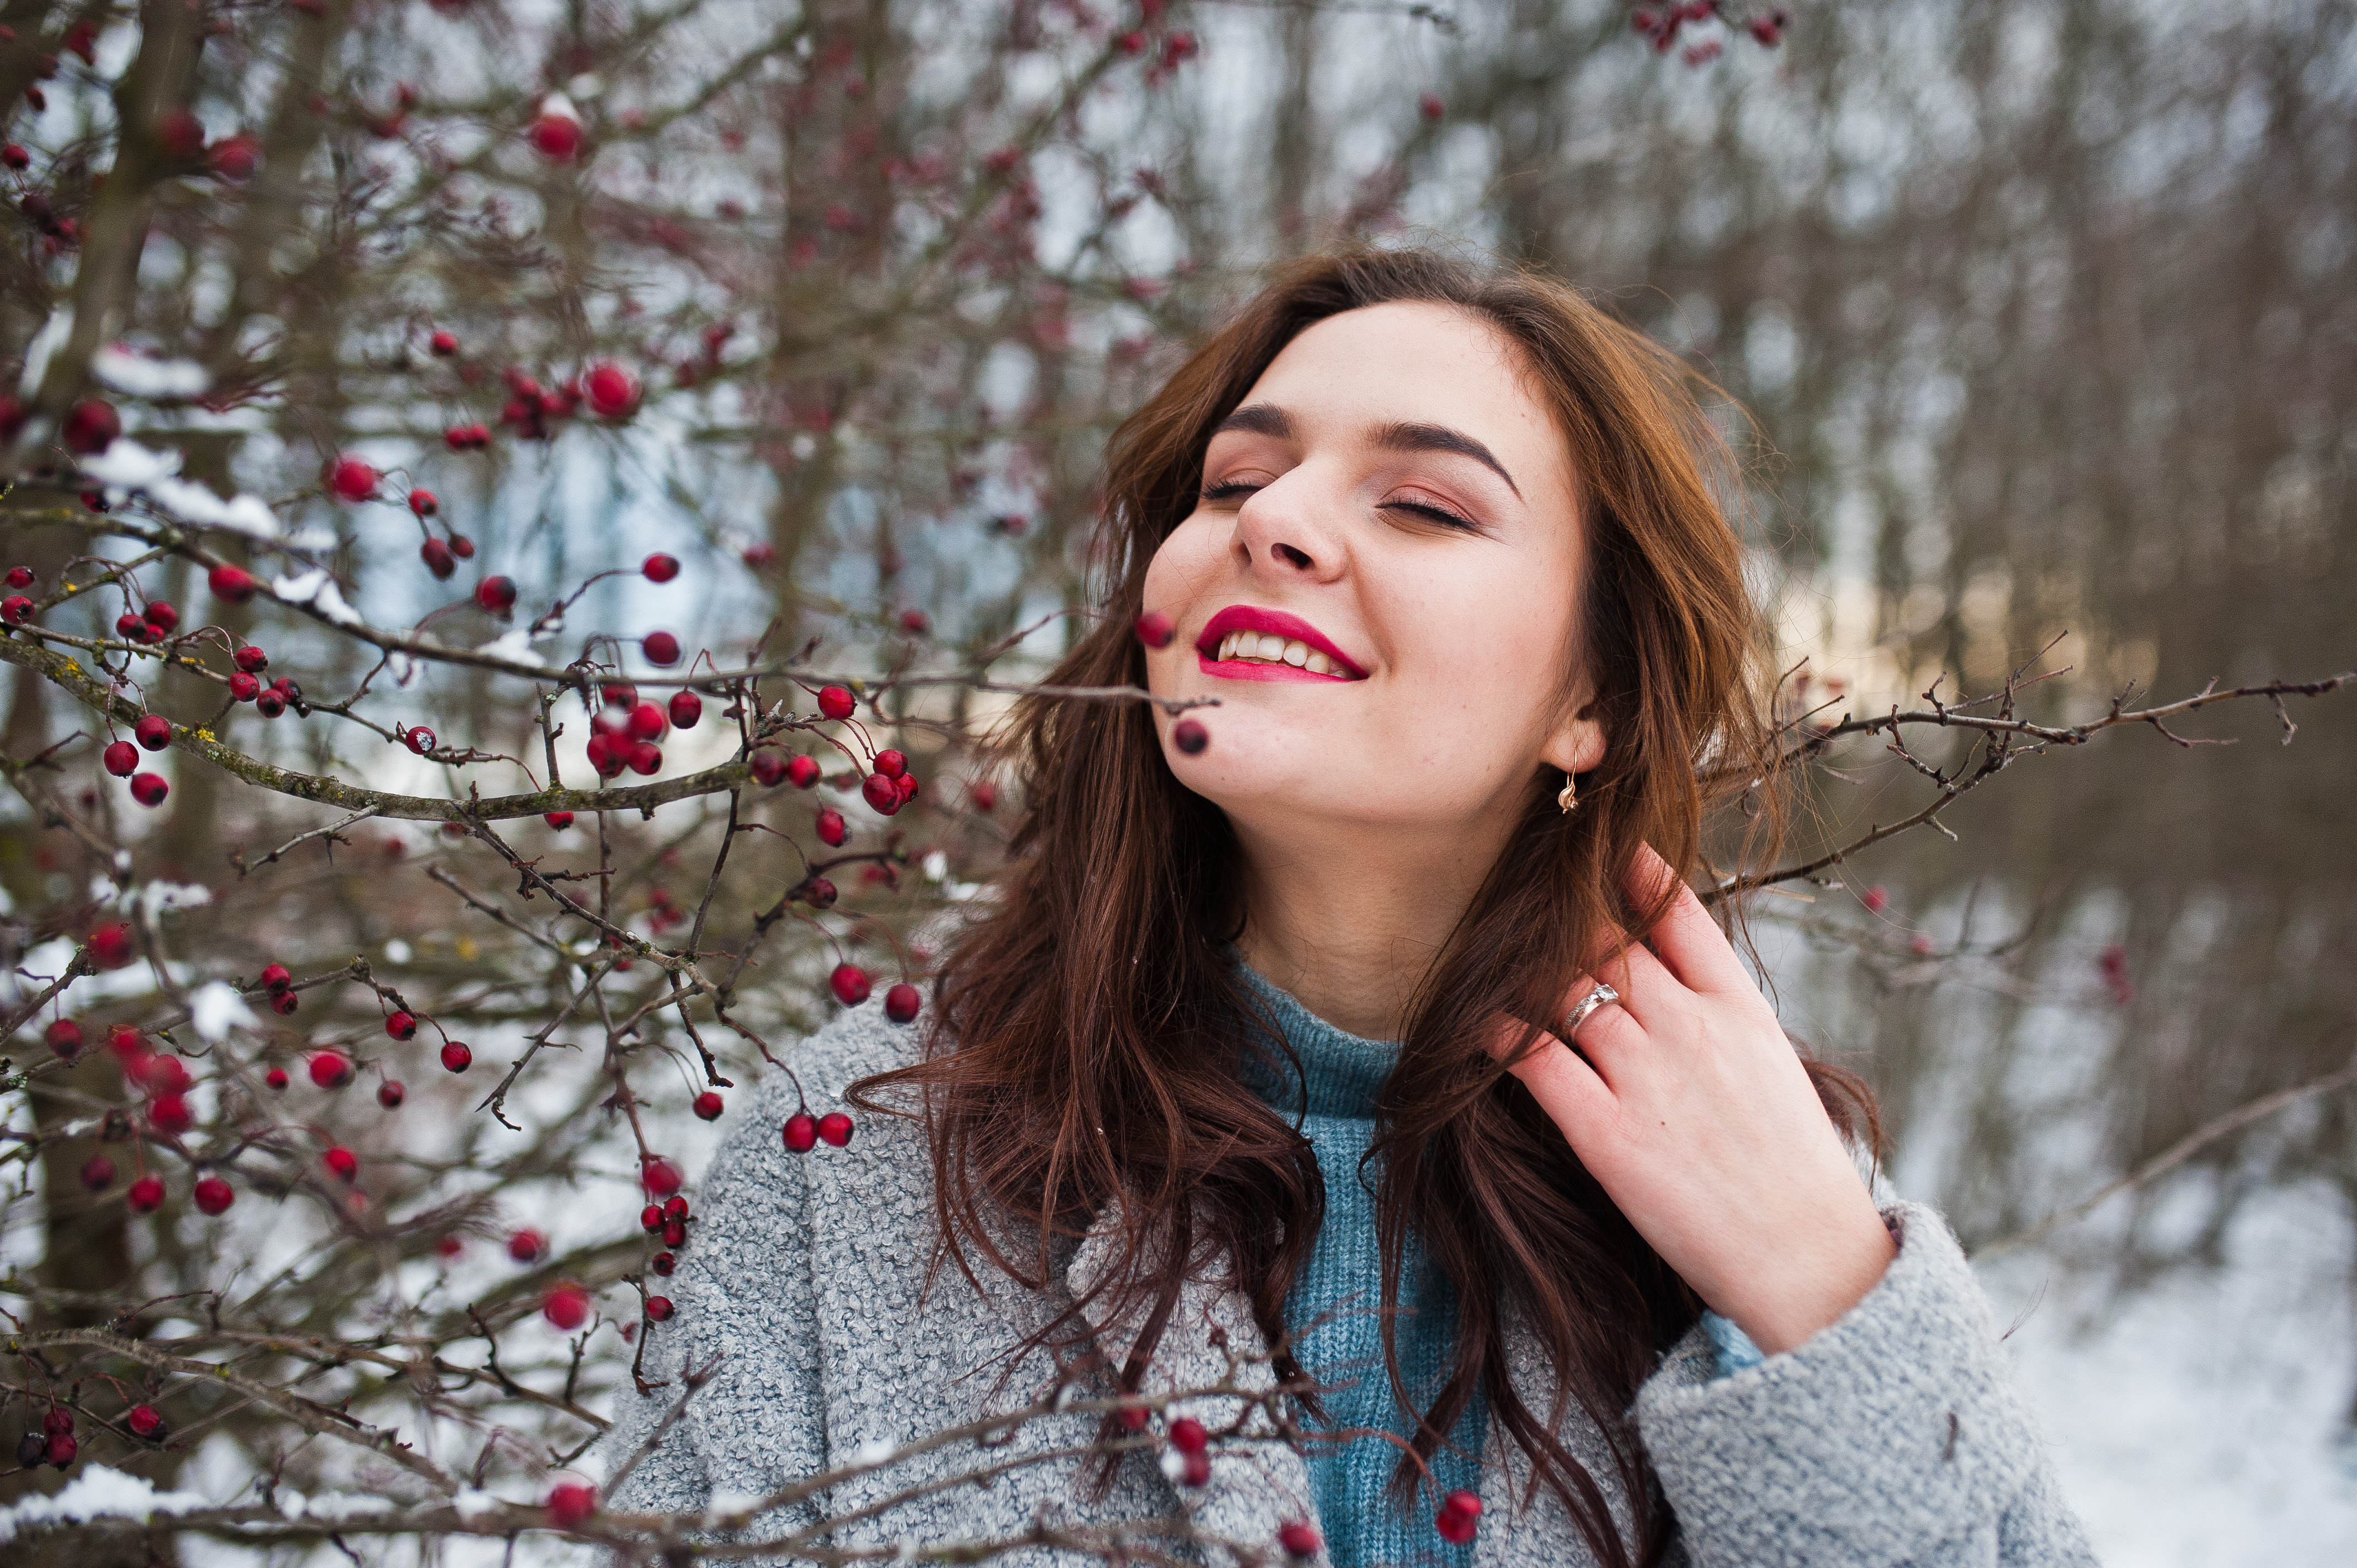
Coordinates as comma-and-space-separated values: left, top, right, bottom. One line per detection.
1557, 772, 1578, 814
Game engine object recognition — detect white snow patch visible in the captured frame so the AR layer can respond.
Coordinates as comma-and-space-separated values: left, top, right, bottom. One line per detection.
452, 1488, 509, 1521
92, 348, 210, 399
0, 1463, 211, 1543
272, 569, 366, 627
483, 628, 548, 667
538, 92, 581, 124
705, 1488, 765, 1525
80, 441, 284, 540
853, 1438, 894, 1467
17, 308, 73, 396
189, 981, 259, 1043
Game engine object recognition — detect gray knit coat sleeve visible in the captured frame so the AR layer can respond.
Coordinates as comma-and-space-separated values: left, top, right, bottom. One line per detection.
1632, 1201, 2099, 1567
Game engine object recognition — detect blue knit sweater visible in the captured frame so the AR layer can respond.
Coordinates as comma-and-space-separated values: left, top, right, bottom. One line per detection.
1232, 960, 1486, 1568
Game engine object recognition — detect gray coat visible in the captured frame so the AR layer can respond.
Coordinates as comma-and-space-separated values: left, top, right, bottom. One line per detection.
599, 1002, 2098, 1567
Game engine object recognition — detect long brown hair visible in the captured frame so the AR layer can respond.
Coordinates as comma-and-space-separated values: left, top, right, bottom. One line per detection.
853, 246, 1870, 1568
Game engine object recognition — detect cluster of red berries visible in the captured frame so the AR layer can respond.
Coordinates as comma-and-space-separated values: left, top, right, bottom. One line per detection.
1435, 1488, 1483, 1544
258, 961, 299, 1015
781, 1107, 856, 1152
1166, 1415, 1212, 1487
112, 597, 179, 644
641, 1192, 693, 1283
748, 748, 823, 788
585, 675, 699, 778
2, 562, 39, 623
100, 712, 176, 807
16, 1407, 80, 1470
418, 528, 477, 580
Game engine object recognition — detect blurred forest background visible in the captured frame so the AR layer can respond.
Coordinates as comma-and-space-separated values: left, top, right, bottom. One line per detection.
2, 0, 2352, 1562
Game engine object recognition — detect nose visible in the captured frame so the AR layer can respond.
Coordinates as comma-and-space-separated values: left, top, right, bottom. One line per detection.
1229, 468, 1346, 583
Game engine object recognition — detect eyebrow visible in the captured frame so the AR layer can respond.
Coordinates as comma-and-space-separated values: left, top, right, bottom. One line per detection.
1208, 402, 1522, 499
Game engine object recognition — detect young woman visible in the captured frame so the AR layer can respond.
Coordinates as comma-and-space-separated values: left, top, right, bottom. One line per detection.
602, 248, 2096, 1568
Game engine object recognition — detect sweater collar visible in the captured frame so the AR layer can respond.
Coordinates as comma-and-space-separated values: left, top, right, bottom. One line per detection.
1230, 951, 1399, 1121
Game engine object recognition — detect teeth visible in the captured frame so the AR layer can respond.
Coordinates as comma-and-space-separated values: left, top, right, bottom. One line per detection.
1214, 631, 1346, 675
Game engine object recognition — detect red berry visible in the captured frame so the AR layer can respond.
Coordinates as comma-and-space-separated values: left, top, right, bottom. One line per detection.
87, 924, 136, 969
642, 551, 681, 582
475, 575, 517, 613
662, 1194, 688, 1220
897, 773, 919, 804
193, 1175, 234, 1215
102, 741, 137, 776
816, 807, 847, 847
404, 725, 435, 755
651, 1251, 676, 1274
147, 1092, 192, 1135
0, 146, 26, 173
627, 701, 667, 740
208, 563, 259, 603
546, 1481, 597, 1529
1279, 1522, 1322, 1559
142, 600, 178, 632
508, 1228, 546, 1263
80, 1153, 115, 1189
1169, 1417, 1208, 1454
585, 363, 640, 418
408, 487, 439, 518
385, 1010, 418, 1040
640, 1203, 665, 1232
817, 1111, 854, 1147
628, 740, 662, 775
544, 811, 574, 830
143, 1055, 191, 1095
135, 714, 172, 750
899, 608, 930, 633
787, 754, 822, 788
127, 1405, 164, 1440
235, 645, 269, 673
63, 398, 120, 455
645, 1294, 675, 1322
127, 1175, 165, 1212
586, 733, 624, 777
308, 1050, 353, 1089
2, 595, 34, 623
46, 1018, 84, 1057
328, 455, 379, 502
873, 749, 907, 779
1179, 1451, 1211, 1487
1172, 719, 1210, 754
1435, 1490, 1481, 1545
228, 672, 260, 701
971, 780, 999, 812
271, 989, 299, 1015
378, 1079, 405, 1109
884, 982, 921, 1024
817, 684, 857, 720
862, 772, 903, 814
661, 1219, 687, 1247
435, 1234, 464, 1258
1119, 1405, 1150, 1431
782, 1112, 819, 1153
130, 772, 169, 807
640, 1156, 683, 1197
600, 681, 638, 709
543, 1283, 591, 1330
693, 1091, 724, 1120
430, 329, 459, 355
264, 1067, 289, 1092
420, 537, 456, 578
260, 962, 293, 992
323, 1146, 359, 1181
46, 1432, 78, 1468
254, 689, 286, 718
641, 630, 681, 666
667, 689, 702, 729
1135, 611, 1175, 648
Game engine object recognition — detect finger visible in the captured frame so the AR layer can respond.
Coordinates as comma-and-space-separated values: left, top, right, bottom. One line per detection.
1579, 927, 1686, 1035
1542, 970, 1649, 1088
1485, 1014, 1618, 1141
1626, 842, 1753, 996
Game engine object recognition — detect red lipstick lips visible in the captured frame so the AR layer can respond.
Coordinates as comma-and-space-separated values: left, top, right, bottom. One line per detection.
1193, 605, 1365, 680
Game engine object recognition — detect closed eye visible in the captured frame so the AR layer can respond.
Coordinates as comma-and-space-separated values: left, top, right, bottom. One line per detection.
1197, 478, 1478, 530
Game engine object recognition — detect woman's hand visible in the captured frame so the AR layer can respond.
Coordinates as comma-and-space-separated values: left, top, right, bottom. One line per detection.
1494, 843, 1896, 1355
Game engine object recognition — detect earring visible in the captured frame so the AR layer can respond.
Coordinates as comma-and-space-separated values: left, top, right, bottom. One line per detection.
1557, 772, 1578, 814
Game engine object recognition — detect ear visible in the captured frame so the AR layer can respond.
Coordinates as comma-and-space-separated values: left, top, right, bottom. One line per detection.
1540, 685, 1608, 778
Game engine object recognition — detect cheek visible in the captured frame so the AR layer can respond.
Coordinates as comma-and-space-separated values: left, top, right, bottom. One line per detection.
1141, 513, 1227, 606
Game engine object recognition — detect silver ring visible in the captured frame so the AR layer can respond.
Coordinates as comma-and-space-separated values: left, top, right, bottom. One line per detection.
1559, 983, 1622, 1042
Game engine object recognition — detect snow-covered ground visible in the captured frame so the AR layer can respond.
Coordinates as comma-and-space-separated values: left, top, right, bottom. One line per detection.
1973, 1182, 2357, 1565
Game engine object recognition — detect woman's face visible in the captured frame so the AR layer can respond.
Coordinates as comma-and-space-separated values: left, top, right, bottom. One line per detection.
1141, 301, 1605, 839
